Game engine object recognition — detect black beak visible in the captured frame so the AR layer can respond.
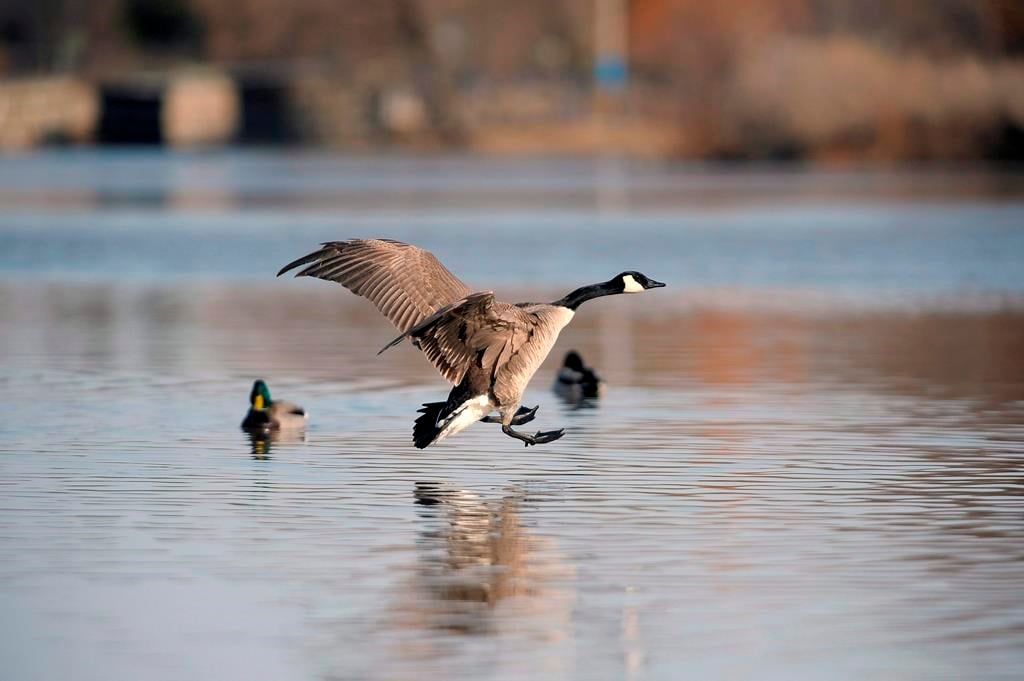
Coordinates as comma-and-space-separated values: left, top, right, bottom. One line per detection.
646, 279, 666, 289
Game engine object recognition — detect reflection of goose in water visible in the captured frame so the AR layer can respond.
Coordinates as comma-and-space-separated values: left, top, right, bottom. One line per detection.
279, 239, 663, 448
397, 482, 574, 638
244, 428, 307, 460
553, 350, 604, 404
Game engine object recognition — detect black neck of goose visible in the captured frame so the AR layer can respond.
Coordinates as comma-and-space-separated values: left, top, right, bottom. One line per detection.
554, 281, 620, 310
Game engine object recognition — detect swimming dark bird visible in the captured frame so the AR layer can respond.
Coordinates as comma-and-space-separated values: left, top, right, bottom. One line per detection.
240, 379, 307, 431
278, 239, 664, 448
553, 350, 604, 402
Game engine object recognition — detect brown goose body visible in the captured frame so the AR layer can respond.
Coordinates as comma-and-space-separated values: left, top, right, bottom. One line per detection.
279, 239, 663, 448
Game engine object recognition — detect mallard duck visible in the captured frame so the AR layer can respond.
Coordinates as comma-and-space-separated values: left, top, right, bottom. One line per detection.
553, 350, 604, 402
279, 239, 663, 448
240, 379, 307, 431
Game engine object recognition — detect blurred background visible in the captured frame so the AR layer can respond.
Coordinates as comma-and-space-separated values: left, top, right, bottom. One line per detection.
2, 3, 1024, 681
0, 0, 1023, 159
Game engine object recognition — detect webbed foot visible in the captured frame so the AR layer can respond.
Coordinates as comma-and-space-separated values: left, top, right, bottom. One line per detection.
509, 405, 539, 425
502, 424, 565, 447
481, 405, 538, 425
530, 428, 565, 445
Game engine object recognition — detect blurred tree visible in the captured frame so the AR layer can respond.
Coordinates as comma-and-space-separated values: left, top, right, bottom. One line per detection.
811, 0, 1005, 57
986, 0, 1024, 54
0, 0, 67, 73
120, 0, 203, 55
394, 0, 464, 144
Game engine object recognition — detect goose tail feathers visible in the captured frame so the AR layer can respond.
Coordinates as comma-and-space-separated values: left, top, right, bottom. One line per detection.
413, 402, 447, 449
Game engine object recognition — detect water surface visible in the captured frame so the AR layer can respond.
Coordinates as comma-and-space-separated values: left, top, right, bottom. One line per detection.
1, 152, 1023, 680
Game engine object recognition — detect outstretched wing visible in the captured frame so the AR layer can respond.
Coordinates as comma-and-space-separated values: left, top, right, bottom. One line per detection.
277, 239, 472, 334
381, 292, 538, 386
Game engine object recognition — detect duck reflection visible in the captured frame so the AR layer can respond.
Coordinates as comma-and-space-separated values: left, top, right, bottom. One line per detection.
244, 428, 307, 459
405, 482, 574, 637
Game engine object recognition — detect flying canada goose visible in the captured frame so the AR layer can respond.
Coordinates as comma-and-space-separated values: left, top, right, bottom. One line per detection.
240, 379, 307, 431
278, 239, 664, 448
553, 350, 604, 402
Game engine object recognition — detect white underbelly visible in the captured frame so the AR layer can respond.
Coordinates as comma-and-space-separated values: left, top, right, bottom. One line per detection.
435, 395, 494, 444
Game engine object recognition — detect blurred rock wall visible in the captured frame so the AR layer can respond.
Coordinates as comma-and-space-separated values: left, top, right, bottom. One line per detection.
0, 0, 1022, 158
162, 70, 238, 146
0, 77, 97, 149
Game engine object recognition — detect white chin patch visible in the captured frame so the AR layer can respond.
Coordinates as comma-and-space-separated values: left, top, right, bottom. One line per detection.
622, 274, 644, 293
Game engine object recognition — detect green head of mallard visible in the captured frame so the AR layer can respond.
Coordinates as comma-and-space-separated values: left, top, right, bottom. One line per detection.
250, 379, 272, 411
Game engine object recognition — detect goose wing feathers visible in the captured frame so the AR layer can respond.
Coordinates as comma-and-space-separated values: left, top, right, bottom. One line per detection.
382, 292, 538, 386
278, 239, 472, 333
